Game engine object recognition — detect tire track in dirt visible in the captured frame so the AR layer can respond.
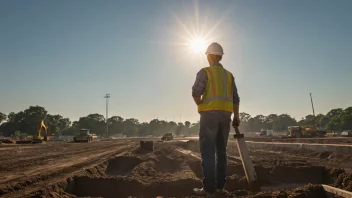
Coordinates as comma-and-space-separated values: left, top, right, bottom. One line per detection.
0, 141, 137, 197
0, 141, 130, 184
0, 141, 127, 172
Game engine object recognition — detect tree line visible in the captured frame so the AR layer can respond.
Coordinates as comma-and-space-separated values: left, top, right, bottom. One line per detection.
0, 106, 351, 137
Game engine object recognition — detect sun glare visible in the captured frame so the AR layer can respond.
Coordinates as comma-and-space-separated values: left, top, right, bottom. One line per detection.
189, 37, 207, 53
167, 1, 230, 65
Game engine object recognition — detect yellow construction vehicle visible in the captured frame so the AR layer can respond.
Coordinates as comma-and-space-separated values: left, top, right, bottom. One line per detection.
32, 120, 49, 143
73, 129, 97, 143
288, 125, 327, 138
16, 120, 48, 144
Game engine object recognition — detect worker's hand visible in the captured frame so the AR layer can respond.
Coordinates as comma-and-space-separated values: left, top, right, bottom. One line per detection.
232, 116, 240, 128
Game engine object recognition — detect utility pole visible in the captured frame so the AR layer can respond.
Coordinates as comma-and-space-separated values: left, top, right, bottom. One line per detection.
310, 93, 315, 117
104, 93, 110, 137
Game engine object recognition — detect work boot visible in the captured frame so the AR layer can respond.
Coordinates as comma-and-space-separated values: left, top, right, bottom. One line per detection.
216, 188, 230, 195
193, 188, 215, 197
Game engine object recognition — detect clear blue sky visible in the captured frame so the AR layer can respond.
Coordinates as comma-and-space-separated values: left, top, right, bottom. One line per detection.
1, 0, 351, 123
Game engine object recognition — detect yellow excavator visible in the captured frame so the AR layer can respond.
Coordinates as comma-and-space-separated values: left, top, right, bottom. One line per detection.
32, 120, 49, 143
16, 120, 49, 144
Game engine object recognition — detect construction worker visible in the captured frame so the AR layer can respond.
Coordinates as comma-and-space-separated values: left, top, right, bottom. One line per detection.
192, 42, 240, 197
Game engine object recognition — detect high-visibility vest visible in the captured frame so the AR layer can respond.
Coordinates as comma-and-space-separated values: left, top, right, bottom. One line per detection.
198, 66, 233, 113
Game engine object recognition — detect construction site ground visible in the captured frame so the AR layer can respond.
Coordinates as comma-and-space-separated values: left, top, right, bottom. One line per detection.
0, 137, 352, 198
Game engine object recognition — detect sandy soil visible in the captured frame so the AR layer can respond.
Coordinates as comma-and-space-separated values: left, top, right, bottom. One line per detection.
0, 140, 137, 198
0, 138, 351, 198
244, 137, 352, 145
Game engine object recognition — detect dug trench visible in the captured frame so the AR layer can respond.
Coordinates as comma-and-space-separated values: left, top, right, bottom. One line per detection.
34, 142, 351, 198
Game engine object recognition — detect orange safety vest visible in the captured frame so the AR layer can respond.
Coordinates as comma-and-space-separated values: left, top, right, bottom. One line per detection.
198, 65, 234, 113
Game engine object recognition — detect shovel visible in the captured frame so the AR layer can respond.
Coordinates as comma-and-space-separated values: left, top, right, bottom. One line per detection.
233, 127, 261, 192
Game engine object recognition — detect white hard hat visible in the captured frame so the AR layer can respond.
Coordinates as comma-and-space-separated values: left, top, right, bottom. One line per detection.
205, 42, 224, 56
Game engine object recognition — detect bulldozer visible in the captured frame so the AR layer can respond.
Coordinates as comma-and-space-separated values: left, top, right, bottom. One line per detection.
288, 125, 327, 138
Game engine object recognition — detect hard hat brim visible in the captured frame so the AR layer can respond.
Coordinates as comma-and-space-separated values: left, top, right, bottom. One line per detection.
205, 52, 224, 56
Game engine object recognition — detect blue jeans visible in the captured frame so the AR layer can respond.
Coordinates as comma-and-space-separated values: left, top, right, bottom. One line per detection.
199, 111, 231, 193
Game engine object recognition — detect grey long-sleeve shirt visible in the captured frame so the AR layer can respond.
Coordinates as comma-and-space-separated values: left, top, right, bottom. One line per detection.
192, 63, 240, 105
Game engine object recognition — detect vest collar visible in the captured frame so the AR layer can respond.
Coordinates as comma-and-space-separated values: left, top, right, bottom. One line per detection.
209, 63, 223, 67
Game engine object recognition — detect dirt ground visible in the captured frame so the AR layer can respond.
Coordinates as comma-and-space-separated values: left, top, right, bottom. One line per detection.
0, 137, 351, 198
244, 137, 352, 145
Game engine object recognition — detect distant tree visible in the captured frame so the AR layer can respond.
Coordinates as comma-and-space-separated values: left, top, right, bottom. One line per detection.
184, 121, 191, 128
188, 121, 200, 136
0, 112, 6, 123
175, 122, 185, 136
320, 116, 330, 127
14, 131, 21, 137
273, 114, 297, 132
248, 115, 266, 131
124, 118, 139, 137
47, 114, 71, 135
108, 116, 124, 135
323, 108, 344, 129
326, 108, 343, 118
0, 106, 48, 136
75, 114, 105, 135
298, 115, 316, 126
238, 112, 252, 132
315, 114, 324, 125
327, 107, 352, 131
137, 122, 150, 136
239, 112, 251, 122
265, 114, 278, 129
2, 105, 351, 138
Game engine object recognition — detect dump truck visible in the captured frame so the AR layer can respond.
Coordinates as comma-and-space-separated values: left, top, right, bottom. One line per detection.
73, 129, 97, 142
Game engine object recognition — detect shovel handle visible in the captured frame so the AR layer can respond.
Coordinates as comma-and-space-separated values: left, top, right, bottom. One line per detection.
233, 127, 244, 138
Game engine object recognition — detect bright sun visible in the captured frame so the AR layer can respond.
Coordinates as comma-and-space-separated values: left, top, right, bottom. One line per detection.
189, 37, 207, 53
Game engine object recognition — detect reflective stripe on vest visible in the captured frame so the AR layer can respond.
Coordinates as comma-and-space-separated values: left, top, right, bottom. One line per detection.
198, 66, 234, 113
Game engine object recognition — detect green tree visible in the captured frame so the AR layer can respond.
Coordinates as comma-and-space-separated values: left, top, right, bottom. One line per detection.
0, 112, 6, 123
327, 107, 352, 131
188, 121, 200, 136
264, 114, 278, 129
124, 118, 139, 137
47, 114, 71, 135
137, 122, 150, 136
184, 121, 191, 128
108, 116, 125, 135
298, 115, 316, 126
75, 114, 105, 135
273, 114, 297, 131
239, 112, 251, 122
322, 108, 344, 128
175, 122, 185, 136
248, 115, 266, 131
238, 112, 251, 132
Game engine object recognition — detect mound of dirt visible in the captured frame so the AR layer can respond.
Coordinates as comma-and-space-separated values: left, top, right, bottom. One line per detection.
249, 184, 326, 198
327, 168, 352, 191
131, 161, 157, 177
155, 155, 183, 173
106, 156, 143, 176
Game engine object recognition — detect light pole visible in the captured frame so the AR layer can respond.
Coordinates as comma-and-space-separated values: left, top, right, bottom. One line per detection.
104, 93, 110, 137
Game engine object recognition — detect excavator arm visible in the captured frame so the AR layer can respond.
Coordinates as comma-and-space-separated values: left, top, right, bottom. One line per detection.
36, 120, 48, 141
